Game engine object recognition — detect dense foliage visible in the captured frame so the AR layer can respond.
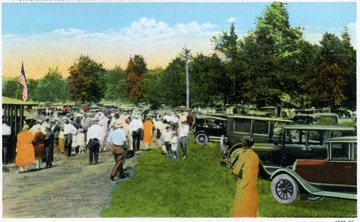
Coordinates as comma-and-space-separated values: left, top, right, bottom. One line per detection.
67, 54, 106, 103
3, 2, 356, 110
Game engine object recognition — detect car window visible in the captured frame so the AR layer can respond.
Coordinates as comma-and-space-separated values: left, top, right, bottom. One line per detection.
252, 120, 269, 134
308, 130, 321, 144
331, 142, 350, 160
353, 144, 357, 161
234, 118, 251, 133
287, 130, 305, 144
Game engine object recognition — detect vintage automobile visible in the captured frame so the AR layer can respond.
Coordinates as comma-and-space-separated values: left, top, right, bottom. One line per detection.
193, 115, 227, 145
292, 112, 339, 125
226, 115, 293, 148
220, 115, 293, 166
221, 124, 356, 177
270, 136, 357, 204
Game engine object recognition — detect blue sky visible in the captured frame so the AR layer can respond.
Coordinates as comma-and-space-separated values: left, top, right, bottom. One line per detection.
2, 1, 357, 79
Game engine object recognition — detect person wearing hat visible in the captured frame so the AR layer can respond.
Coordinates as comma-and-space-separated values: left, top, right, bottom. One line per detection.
129, 115, 143, 153
77, 129, 86, 154
63, 118, 77, 157
32, 124, 45, 170
44, 123, 54, 168
81, 113, 93, 141
142, 115, 153, 150
177, 115, 189, 160
108, 113, 120, 131
107, 119, 128, 180
15, 125, 35, 173
2, 119, 11, 165
232, 136, 259, 217
52, 120, 61, 153
86, 117, 105, 165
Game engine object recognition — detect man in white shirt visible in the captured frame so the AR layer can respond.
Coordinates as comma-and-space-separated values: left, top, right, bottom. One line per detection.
129, 115, 143, 153
86, 118, 105, 164
64, 118, 77, 157
178, 116, 190, 160
2, 120, 11, 165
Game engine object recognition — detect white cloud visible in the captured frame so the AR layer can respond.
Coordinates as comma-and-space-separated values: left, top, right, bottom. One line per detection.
302, 24, 356, 48
2, 17, 218, 76
226, 17, 238, 23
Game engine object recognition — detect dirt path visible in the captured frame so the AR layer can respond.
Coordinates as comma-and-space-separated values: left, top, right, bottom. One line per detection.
2, 149, 143, 218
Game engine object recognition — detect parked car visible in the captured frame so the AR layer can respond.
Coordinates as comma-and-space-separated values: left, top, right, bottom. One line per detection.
270, 136, 357, 204
221, 124, 356, 176
193, 115, 227, 145
292, 113, 339, 125
226, 115, 293, 148
220, 115, 293, 166
261, 124, 356, 171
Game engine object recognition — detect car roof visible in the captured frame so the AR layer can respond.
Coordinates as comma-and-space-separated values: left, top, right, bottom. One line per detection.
282, 124, 356, 131
228, 114, 293, 122
325, 136, 357, 143
195, 115, 227, 121
311, 113, 339, 117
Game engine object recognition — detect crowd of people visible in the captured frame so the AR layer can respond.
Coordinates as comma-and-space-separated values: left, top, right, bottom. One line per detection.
9, 107, 194, 180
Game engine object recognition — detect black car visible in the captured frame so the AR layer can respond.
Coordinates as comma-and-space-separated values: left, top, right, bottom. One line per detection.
221, 123, 356, 177
193, 115, 227, 145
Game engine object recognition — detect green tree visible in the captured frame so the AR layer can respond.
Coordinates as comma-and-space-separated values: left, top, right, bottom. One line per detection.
303, 33, 347, 109
68, 55, 106, 103
212, 23, 244, 104
303, 62, 346, 108
26, 79, 38, 101
211, 23, 239, 60
190, 53, 225, 105
104, 66, 128, 102
240, 2, 305, 107
159, 56, 186, 107
32, 66, 68, 102
339, 27, 356, 109
126, 55, 148, 103
2, 78, 21, 99
141, 67, 164, 104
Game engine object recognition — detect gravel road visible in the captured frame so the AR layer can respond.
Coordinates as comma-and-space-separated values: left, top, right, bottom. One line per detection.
2, 149, 141, 218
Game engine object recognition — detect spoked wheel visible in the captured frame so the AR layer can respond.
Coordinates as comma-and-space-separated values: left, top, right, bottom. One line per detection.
271, 173, 299, 204
195, 133, 209, 145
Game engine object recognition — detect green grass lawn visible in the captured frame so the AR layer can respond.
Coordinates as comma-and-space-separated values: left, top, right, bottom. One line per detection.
100, 135, 357, 217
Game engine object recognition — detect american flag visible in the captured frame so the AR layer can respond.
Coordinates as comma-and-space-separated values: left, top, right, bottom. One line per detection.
19, 62, 28, 101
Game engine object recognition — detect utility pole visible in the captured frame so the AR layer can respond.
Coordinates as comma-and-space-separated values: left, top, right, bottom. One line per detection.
184, 46, 191, 109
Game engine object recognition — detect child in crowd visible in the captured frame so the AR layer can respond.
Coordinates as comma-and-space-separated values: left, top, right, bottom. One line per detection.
58, 128, 65, 154
71, 131, 78, 155
161, 125, 172, 158
77, 129, 86, 154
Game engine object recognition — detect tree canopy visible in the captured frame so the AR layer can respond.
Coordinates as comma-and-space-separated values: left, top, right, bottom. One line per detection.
67, 55, 106, 103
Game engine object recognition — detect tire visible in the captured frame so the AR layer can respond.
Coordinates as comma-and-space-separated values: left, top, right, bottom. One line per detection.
195, 133, 209, 145
219, 135, 225, 154
271, 173, 299, 204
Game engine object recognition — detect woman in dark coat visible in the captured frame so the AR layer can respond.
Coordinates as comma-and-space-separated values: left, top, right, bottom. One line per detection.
32, 125, 45, 170
44, 124, 54, 168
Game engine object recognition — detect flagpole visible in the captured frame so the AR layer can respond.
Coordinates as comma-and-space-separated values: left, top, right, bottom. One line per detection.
16, 62, 21, 100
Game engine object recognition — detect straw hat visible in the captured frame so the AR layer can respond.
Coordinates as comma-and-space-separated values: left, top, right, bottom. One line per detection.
115, 119, 125, 128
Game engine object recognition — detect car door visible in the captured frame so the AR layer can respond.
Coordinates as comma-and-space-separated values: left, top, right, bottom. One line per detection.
326, 142, 357, 185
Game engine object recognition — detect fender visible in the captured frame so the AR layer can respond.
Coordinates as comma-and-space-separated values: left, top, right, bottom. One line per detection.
270, 168, 357, 200
194, 130, 209, 138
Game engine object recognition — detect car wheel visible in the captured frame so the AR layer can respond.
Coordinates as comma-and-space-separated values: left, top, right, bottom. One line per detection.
195, 133, 209, 145
271, 173, 299, 204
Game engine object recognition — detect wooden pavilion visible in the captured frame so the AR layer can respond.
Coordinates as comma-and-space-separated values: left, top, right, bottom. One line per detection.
2, 97, 38, 163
